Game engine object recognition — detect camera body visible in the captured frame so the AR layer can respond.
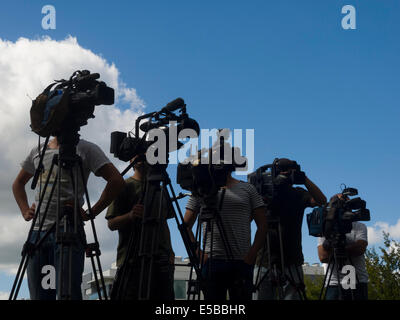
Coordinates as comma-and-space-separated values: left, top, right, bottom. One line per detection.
177, 139, 247, 197
60, 70, 114, 129
307, 187, 370, 238
110, 98, 200, 163
110, 131, 149, 162
247, 158, 306, 205
177, 159, 236, 197
68, 70, 114, 107
30, 70, 114, 138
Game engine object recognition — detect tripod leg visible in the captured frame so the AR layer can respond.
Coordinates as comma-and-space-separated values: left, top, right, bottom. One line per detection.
10, 157, 59, 300
198, 220, 207, 301
287, 265, 307, 301
321, 256, 335, 300
275, 266, 284, 300
254, 232, 271, 300
255, 228, 274, 300
166, 181, 202, 285
57, 164, 77, 300
77, 160, 108, 300
254, 239, 268, 291
138, 180, 164, 300
12, 224, 57, 300
56, 157, 64, 300
69, 165, 80, 299
89, 255, 102, 300
200, 219, 211, 299
333, 249, 344, 300
111, 221, 141, 300
187, 220, 201, 300
10, 256, 28, 300
347, 256, 360, 300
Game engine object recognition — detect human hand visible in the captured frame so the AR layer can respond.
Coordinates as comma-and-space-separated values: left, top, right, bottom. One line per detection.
23, 203, 36, 221
129, 204, 144, 221
195, 247, 209, 265
81, 208, 91, 221
323, 239, 333, 251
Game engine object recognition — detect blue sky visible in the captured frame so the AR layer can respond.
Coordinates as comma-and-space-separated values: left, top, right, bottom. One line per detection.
0, 0, 399, 298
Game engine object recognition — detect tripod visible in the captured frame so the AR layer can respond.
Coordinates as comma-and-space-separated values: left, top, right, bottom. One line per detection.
10, 135, 108, 300
254, 216, 307, 300
187, 188, 242, 301
319, 234, 358, 300
110, 160, 202, 300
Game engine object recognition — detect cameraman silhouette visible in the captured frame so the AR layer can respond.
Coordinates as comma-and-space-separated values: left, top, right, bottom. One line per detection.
256, 158, 326, 300
184, 169, 267, 301
317, 194, 369, 300
13, 136, 125, 300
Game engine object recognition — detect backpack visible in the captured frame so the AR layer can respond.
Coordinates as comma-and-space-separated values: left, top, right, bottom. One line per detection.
30, 82, 70, 137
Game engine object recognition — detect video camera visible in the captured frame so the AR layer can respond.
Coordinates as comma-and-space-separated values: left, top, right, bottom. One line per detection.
110, 98, 200, 163
30, 70, 114, 137
177, 130, 247, 197
247, 158, 306, 205
307, 187, 370, 238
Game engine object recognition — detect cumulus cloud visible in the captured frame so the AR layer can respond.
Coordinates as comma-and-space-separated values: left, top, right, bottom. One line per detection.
0, 291, 9, 300
0, 36, 144, 279
367, 219, 400, 245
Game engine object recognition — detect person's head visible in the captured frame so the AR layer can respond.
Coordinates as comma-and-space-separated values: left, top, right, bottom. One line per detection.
328, 193, 350, 209
130, 155, 147, 176
336, 193, 350, 201
275, 158, 298, 176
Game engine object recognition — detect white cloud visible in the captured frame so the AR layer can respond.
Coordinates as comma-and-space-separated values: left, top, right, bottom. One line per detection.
367, 218, 400, 245
0, 291, 10, 300
0, 36, 144, 276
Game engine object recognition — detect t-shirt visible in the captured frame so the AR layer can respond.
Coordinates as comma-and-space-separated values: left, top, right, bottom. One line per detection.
21, 139, 110, 231
105, 177, 175, 267
318, 222, 368, 285
258, 187, 312, 267
185, 181, 265, 261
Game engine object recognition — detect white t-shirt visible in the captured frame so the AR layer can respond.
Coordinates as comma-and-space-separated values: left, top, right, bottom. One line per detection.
21, 139, 110, 231
318, 222, 368, 285
186, 182, 265, 260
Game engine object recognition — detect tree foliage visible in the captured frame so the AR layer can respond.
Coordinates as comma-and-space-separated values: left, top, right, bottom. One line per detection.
365, 232, 400, 300
304, 275, 324, 300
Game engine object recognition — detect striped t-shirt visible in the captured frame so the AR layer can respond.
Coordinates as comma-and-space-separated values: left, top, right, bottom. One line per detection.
185, 181, 265, 260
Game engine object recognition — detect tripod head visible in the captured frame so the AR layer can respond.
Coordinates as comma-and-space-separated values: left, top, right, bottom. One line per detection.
56, 126, 82, 169
328, 233, 347, 248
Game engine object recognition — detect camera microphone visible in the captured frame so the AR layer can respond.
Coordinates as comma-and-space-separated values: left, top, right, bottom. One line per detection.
75, 71, 100, 82
162, 98, 185, 112
87, 73, 100, 80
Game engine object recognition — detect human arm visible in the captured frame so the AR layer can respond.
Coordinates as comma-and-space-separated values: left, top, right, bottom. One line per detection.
318, 243, 330, 263
345, 223, 368, 256
107, 204, 143, 231
318, 222, 368, 264
318, 239, 367, 264
12, 168, 35, 221
183, 208, 198, 244
345, 240, 368, 256
244, 206, 267, 265
88, 163, 126, 218
183, 206, 208, 263
304, 176, 327, 207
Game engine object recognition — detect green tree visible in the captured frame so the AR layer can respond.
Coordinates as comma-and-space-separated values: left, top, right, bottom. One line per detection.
365, 232, 400, 300
304, 275, 324, 300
